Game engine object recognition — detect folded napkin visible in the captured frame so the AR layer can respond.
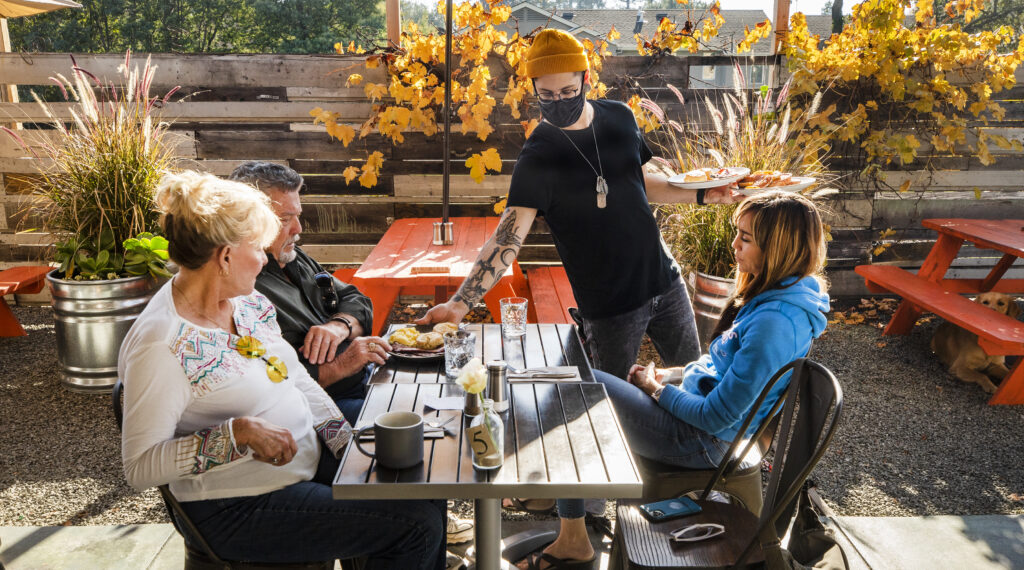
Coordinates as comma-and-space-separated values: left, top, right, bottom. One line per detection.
507, 366, 580, 382
356, 427, 447, 441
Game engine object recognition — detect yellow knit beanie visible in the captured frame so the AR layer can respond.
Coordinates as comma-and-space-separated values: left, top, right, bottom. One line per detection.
526, 29, 589, 78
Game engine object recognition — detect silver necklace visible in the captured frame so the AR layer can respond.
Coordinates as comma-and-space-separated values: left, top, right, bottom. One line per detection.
173, 281, 231, 331
553, 108, 608, 208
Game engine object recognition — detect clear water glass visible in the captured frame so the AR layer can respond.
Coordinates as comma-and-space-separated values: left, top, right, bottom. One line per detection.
444, 330, 476, 378
500, 297, 528, 337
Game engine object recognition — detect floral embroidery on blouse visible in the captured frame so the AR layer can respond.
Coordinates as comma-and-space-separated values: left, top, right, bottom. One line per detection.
235, 293, 280, 339
315, 418, 352, 457
169, 292, 281, 397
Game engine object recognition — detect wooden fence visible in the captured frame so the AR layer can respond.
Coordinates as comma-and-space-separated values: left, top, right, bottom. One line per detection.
1, 52, 1022, 302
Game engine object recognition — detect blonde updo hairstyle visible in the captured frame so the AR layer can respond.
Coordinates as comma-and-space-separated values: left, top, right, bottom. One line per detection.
155, 171, 281, 270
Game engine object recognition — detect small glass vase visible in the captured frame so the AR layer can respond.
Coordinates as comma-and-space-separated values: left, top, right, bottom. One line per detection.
469, 398, 504, 470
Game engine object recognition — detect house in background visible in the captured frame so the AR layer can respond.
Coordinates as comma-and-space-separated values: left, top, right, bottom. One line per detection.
498, 1, 781, 89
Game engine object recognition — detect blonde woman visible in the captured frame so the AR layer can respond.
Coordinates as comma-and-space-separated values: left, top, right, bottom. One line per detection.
119, 171, 445, 568
529, 191, 830, 569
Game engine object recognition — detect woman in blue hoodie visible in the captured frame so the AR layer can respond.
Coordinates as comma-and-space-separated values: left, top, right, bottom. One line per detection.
526, 191, 830, 569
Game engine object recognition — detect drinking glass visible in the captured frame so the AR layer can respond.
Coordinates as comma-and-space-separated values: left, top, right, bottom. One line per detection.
444, 330, 476, 378
500, 297, 528, 337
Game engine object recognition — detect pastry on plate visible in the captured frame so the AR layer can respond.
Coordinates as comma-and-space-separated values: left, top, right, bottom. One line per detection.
433, 322, 459, 335
415, 332, 444, 350
682, 168, 710, 183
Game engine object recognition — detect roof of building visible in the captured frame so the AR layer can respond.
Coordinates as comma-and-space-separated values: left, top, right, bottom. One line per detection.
507, 3, 774, 54
802, 14, 838, 42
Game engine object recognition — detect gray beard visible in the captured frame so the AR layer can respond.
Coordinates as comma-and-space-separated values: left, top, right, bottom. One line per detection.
278, 248, 298, 265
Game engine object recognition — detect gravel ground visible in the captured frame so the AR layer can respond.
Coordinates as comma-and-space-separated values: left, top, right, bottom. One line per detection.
2, 301, 1022, 527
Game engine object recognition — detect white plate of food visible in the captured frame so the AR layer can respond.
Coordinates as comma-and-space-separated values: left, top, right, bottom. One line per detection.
667, 166, 751, 189
385, 323, 459, 362
736, 171, 816, 195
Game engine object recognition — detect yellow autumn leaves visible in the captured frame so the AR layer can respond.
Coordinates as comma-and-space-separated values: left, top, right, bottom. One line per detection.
779, 0, 1024, 168
312, 0, 613, 189
634, 0, 1024, 171
466, 148, 503, 183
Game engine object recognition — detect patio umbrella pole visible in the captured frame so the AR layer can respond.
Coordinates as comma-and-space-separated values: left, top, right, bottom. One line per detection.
433, 0, 455, 246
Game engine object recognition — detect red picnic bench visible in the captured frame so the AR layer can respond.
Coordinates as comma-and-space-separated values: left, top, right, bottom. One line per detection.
525, 266, 576, 324
0, 266, 52, 337
855, 218, 1024, 405
335, 263, 579, 326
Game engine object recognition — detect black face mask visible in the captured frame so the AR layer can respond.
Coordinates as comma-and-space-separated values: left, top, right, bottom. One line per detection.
536, 80, 587, 128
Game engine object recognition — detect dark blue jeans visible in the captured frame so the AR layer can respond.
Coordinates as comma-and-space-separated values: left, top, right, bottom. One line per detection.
578, 277, 701, 379
330, 364, 374, 425
179, 446, 446, 568
556, 369, 731, 520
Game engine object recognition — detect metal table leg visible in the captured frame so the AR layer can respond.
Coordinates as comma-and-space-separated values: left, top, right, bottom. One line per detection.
473, 498, 503, 570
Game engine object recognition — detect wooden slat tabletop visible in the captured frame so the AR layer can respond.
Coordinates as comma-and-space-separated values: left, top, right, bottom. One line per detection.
332, 382, 643, 500
334, 324, 640, 500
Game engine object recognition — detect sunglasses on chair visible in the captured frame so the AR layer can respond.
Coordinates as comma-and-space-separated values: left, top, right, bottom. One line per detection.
670, 523, 725, 543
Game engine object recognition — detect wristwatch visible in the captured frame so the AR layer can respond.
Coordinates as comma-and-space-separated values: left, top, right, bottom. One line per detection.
329, 315, 353, 332
650, 385, 665, 403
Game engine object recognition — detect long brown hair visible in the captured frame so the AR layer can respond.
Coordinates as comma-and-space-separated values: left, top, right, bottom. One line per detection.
711, 191, 827, 338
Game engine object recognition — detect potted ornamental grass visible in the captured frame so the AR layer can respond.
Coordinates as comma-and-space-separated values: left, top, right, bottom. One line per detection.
640, 70, 835, 348
3, 53, 176, 392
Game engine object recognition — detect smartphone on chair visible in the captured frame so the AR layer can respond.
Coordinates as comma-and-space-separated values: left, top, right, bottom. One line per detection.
638, 497, 702, 522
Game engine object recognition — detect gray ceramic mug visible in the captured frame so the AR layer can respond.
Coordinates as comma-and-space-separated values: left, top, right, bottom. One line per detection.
354, 411, 424, 469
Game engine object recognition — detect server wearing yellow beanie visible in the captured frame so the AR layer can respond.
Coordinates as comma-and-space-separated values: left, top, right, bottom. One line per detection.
526, 29, 589, 78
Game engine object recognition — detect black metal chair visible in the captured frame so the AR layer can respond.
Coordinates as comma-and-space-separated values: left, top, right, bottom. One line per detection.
611, 358, 844, 570
633, 413, 777, 515
112, 379, 341, 570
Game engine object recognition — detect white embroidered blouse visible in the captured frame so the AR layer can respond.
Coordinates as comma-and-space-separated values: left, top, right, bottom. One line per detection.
119, 279, 352, 502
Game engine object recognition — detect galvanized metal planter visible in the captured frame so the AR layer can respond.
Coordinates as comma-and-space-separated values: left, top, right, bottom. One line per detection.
47, 271, 161, 393
687, 271, 736, 352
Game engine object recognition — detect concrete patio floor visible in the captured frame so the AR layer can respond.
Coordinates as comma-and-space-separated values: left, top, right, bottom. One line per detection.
2, 514, 1023, 569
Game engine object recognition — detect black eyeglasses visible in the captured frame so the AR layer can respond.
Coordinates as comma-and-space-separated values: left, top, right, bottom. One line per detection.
313, 271, 338, 313
537, 86, 582, 102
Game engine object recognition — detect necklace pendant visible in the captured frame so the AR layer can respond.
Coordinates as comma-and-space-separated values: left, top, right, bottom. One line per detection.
596, 176, 608, 209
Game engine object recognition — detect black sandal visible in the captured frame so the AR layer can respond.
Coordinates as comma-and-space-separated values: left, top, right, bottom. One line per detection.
524, 552, 596, 569
585, 513, 614, 540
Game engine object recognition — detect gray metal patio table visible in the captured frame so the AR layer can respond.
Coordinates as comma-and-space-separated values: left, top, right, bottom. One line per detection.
333, 323, 644, 569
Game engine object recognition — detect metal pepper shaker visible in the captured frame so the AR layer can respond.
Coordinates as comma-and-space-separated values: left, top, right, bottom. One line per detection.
486, 360, 509, 413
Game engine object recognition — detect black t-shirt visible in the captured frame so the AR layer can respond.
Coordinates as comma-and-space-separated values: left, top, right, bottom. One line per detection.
507, 99, 680, 319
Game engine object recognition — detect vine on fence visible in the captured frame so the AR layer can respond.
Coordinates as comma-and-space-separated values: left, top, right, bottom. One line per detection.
312, 0, 1021, 194
630, 0, 1024, 189
778, 0, 1021, 185
312, 0, 614, 188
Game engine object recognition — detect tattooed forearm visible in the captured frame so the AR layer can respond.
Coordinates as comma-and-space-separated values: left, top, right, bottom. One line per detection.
494, 210, 523, 247
452, 243, 520, 307
451, 208, 527, 307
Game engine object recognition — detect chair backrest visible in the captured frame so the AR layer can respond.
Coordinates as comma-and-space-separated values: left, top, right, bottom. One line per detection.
112, 379, 231, 569
735, 359, 844, 569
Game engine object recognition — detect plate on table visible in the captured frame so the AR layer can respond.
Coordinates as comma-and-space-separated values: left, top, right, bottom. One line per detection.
385, 324, 452, 362
387, 347, 445, 362
667, 167, 750, 189
737, 175, 816, 195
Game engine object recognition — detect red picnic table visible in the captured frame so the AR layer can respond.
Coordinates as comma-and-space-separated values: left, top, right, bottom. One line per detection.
856, 218, 1024, 404
348, 217, 528, 335
0, 266, 52, 337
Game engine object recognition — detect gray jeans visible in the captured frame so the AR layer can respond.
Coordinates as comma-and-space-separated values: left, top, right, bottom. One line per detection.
578, 277, 700, 379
